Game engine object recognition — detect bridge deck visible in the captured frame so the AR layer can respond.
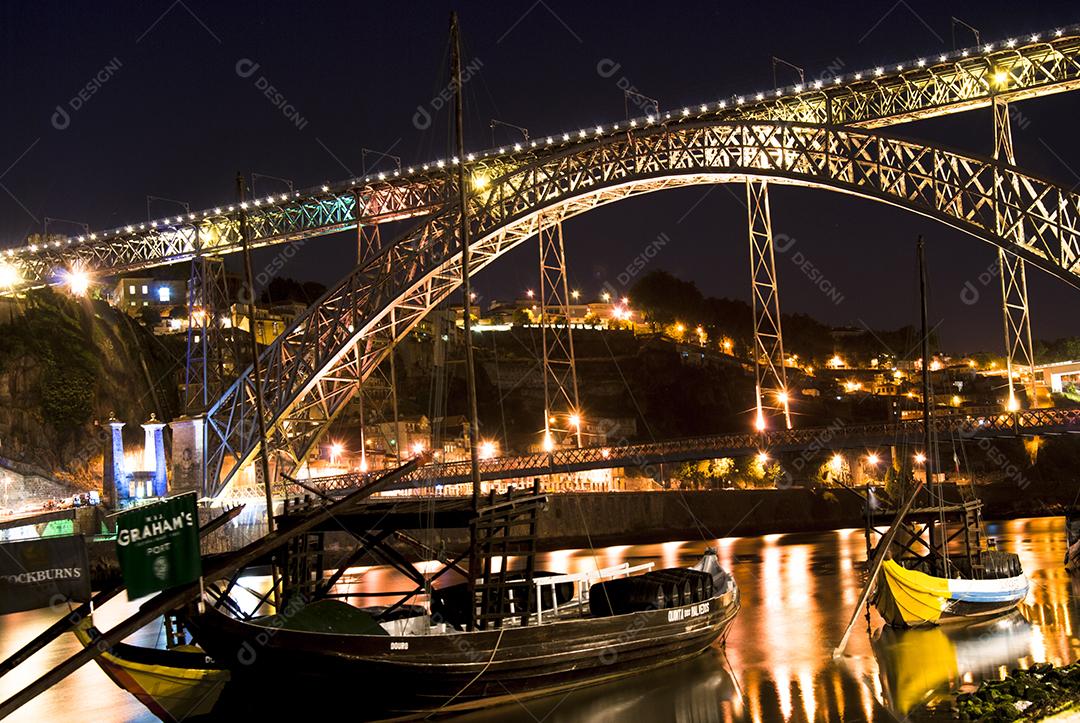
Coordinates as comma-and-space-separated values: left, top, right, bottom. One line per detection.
288, 408, 1080, 495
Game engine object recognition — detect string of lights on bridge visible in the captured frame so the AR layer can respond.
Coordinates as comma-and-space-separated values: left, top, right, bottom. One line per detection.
1, 23, 1077, 296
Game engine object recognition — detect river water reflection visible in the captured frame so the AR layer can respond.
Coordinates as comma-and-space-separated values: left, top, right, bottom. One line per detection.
0, 517, 1076, 722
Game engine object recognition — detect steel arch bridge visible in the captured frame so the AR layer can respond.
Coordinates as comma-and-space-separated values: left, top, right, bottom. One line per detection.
203, 120, 1080, 497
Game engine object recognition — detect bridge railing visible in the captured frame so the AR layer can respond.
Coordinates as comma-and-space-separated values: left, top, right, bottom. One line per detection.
283, 407, 1080, 496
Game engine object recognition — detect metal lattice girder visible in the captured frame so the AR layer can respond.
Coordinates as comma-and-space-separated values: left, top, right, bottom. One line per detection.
6, 29, 1080, 289
993, 99, 1038, 409
300, 406, 1080, 494
184, 255, 237, 412
204, 121, 1080, 497
537, 219, 582, 447
746, 180, 791, 430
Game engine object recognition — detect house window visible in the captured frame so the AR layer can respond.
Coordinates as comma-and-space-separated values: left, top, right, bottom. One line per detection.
143, 301, 148, 306
158, 287, 170, 302
141, 285, 148, 294
128, 284, 136, 294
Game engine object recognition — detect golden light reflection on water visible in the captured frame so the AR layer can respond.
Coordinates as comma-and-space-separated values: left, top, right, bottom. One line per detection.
2, 517, 1080, 722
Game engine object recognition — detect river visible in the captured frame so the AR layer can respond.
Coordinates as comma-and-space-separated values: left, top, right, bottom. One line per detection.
0, 517, 1074, 722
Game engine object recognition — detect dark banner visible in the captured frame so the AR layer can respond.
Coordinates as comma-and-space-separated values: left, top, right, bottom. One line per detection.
116, 493, 201, 599
0, 535, 90, 615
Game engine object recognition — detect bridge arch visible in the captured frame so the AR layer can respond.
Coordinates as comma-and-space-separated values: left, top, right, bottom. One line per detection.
205, 121, 1080, 497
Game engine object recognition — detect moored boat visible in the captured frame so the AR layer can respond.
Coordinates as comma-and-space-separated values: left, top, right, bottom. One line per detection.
190, 550, 740, 717
873, 558, 1028, 627
72, 616, 229, 721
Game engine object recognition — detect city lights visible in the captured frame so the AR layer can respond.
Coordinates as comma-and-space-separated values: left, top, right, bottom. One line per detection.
0, 263, 20, 288
542, 432, 555, 452
914, 452, 927, 464
601, 291, 611, 301
866, 454, 880, 466
829, 454, 843, 473
329, 442, 343, 463
64, 268, 91, 297
568, 413, 581, 428
411, 440, 425, 456
756, 451, 769, 464
478, 440, 497, 459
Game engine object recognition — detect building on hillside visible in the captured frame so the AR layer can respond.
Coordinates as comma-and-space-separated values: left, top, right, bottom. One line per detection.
111, 277, 188, 317
229, 303, 303, 345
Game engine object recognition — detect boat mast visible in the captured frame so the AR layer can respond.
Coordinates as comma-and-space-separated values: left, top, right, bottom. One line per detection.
917, 235, 948, 570
450, 12, 484, 632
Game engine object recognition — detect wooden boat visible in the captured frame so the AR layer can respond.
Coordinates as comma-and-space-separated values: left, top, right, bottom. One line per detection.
71, 616, 229, 721
873, 558, 1028, 627
864, 238, 1028, 630
190, 551, 740, 717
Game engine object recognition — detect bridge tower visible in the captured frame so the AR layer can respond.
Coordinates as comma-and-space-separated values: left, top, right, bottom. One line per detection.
746, 180, 792, 430
538, 218, 583, 448
183, 254, 236, 412
993, 99, 1038, 410
354, 211, 403, 464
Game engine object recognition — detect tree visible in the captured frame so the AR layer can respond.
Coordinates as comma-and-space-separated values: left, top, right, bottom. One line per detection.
259, 277, 327, 305
629, 271, 704, 329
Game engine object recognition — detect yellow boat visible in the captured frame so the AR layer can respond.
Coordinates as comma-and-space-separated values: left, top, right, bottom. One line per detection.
873, 559, 1028, 628
72, 617, 229, 721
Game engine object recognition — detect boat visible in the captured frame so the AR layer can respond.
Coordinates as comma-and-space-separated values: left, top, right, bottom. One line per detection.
71, 615, 229, 721
873, 557, 1028, 627
190, 548, 739, 717
864, 237, 1028, 629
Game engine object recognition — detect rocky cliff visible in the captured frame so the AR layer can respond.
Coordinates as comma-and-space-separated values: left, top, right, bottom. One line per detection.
0, 290, 182, 490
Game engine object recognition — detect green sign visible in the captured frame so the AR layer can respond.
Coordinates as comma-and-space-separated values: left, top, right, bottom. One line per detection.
116, 493, 201, 599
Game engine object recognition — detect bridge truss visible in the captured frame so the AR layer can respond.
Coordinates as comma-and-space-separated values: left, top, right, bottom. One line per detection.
201, 119, 1080, 496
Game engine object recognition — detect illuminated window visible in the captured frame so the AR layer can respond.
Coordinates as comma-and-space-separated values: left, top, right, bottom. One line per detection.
141, 285, 148, 294
128, 284, 136, 294
158, 287, 170, 302
143, 301, 148, 306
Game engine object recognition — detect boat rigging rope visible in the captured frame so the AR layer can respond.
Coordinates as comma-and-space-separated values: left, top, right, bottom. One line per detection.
427, 626, 506, 718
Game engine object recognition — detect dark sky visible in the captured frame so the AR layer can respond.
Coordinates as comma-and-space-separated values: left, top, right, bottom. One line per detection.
2, 1, 1080, 354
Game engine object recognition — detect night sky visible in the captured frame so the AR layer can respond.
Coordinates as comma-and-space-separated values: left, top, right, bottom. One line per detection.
2, 1, 1080, 353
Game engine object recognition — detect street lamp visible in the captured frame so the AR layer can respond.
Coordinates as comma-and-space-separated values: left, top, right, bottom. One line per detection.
914, 452, 927, 464
65, 268, 91, 297
0, 263, 20, 288
866, 454, 880, 466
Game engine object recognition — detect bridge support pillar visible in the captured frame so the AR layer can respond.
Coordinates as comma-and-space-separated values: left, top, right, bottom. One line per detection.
993, 99, 1038, 409
104, 417, 128, 508
746, 180, 791, 430
169, 415, 205, 497
184, 255, 235, 413
538, 217, 582, 448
